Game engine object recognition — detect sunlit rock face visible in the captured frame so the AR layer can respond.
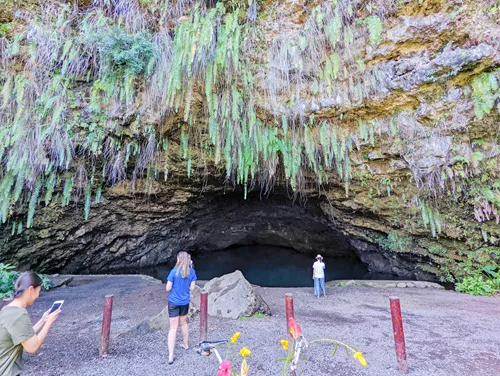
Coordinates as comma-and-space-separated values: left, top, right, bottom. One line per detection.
0, 0, 499, 281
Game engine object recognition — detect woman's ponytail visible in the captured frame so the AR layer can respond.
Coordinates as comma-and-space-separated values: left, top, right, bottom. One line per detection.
13, 272, 43, 299
174, 252, 191, 278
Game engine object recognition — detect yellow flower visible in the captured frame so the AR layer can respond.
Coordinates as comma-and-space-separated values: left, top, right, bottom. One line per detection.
230, 332, 241, 344
280, 340, 289, 351
359, 357, 368, 368
240, 357, 249, 376
353, 351, 368, 368
239, 347, 252, 357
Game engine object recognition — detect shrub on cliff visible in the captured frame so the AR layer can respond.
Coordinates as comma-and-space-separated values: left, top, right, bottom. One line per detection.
455, 265, 500, 296
94, 27, 156, 78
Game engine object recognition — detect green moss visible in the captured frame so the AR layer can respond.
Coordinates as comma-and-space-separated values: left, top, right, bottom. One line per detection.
419, 264, 441, 275
471, 72, 499, 120
428, 245, 448, 257
240, 312, 268, 320
374, 231, 412, 253
0, 23, 10, 37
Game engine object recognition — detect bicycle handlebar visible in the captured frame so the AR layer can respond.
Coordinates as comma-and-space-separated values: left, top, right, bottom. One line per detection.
195, 340, 228, 356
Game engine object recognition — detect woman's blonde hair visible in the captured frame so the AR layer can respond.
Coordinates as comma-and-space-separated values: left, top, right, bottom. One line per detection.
175, 251, 191, 278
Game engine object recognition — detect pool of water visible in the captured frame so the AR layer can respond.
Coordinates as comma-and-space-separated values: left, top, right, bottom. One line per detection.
120, 245, 405, 287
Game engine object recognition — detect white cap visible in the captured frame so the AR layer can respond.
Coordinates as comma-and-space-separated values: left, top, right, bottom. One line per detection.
316, 254, 323, 259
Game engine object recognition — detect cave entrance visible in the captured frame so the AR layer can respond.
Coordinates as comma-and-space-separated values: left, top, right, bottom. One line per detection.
117, 190, 411, 287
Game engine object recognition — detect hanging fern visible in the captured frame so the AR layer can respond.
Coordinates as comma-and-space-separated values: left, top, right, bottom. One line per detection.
180, 129, 189, 159
187, 155, 192, 178
0, 0, 404, 223
95, 186, 102, 204
44, 172, 56, 206
84, 183, 92, 220
365, 16, 383, 46
62, 177, 74, 207
420, 200, 443, 238
27, 180, 42, 228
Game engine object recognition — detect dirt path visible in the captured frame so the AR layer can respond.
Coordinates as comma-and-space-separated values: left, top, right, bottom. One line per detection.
22, 275, 500, 376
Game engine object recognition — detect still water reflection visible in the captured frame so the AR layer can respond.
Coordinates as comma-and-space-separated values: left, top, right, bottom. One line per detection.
125, 245, 403, 287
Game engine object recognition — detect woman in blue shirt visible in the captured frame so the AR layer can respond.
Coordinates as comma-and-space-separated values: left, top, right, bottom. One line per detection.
166, 251, 197, 365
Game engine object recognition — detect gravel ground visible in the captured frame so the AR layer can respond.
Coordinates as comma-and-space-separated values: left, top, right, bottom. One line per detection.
21, 275, 500, 376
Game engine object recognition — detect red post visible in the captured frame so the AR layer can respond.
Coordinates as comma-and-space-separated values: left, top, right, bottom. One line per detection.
390, 297, 408, 373
200, 292, 208, 342
99, 295, 114, 357
285, 293, 294, 336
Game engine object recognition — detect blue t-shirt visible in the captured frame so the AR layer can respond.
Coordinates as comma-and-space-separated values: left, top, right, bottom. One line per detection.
167, 267, 197, 306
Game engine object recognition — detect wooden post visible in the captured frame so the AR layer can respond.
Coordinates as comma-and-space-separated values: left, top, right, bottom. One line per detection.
390, 297, 408, 373
200, 292, 208, 342
99, 295, 114, 357
285, 293, 294, 336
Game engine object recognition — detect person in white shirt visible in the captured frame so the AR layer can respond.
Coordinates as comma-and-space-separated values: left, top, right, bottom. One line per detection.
312, 254, 326, 297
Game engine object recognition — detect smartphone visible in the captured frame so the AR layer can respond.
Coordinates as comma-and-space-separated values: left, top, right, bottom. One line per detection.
49, 300, 64, 314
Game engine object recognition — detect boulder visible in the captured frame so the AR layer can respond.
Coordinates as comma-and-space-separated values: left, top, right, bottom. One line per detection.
51, 277, 73, 289
413, 281, 428, 288
203, 270, 271, 319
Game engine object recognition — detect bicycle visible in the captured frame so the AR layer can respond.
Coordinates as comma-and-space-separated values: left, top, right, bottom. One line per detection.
195, 339, 229, 364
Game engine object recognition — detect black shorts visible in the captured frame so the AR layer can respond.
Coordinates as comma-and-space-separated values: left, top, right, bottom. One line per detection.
168, 301, 189, 318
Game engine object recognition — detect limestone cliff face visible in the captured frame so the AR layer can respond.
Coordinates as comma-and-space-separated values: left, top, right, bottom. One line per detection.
0, 0, 499, 281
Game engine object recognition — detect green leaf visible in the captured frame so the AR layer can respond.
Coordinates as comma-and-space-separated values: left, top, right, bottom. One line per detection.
331, 343, 339, 357
482, 265, 498, 278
